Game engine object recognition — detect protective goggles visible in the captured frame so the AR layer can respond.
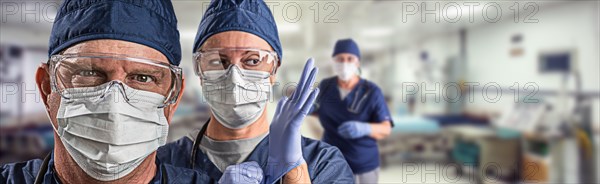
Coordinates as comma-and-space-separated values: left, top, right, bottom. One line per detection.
333, 54, 359, 63
48, 53, 183, 107
193, 48, 279, 79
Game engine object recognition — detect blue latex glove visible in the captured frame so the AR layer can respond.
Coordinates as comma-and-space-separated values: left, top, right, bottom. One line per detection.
338, 121, 372, 139
267, 58, 319, 183
218, 161, 263, 184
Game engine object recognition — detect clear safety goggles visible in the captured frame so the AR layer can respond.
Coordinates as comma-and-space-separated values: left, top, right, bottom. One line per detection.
193, 48, 279, 79
48, 53, 183, 107
333, 55, 359, 63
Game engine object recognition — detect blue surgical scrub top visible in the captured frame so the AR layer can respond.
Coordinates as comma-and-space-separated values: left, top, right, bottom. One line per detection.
313, 77, 393, 174
157, 135, 355, 184
0, 152, 206, 184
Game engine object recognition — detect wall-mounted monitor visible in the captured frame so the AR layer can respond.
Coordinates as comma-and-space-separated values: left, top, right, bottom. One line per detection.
538, 50, 573, 73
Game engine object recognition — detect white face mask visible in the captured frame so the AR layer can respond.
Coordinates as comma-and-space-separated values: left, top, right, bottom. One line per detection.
54, 82, 169, 181
201, 66, 272, 129
333, 62, 358, 81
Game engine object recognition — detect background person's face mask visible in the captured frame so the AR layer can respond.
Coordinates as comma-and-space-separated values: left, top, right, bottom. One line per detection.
54, 81, 169, 181
333, 62, 358, 81
201, 66, 272, 129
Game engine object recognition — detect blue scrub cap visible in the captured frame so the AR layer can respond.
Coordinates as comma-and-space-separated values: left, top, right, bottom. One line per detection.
48, 0, 182, 66
193, 0, 282, 61
332, 39, 361, 59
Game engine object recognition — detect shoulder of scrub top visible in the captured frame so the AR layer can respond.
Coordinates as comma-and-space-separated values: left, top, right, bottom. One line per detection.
157, 162, 210, 183
300, 136, 355, 183
317, 76, 338, 89
1, 158, 43, 183
359, 78, 383, 93
156, 137, 194, 168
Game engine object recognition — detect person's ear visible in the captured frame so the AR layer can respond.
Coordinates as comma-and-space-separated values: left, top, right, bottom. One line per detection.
36, 64, 52, 110
165, 77, 185, 124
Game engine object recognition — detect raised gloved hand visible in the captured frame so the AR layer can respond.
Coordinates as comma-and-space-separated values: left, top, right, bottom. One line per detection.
267, 58, 319, 183
218, 161, 263, 184
338, 121, 372, 139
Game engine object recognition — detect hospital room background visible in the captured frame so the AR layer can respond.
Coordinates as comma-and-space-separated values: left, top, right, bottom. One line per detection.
1, 0, 599, 183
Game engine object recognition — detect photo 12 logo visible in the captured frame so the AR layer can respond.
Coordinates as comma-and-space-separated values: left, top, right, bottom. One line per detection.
401, 2, 540, 23
1, 1, 59, 23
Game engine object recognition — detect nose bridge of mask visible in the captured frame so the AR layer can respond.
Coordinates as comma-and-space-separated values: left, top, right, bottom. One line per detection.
228, 66, 271, 104
100, 80, 130, 102
203, 66, 271, 103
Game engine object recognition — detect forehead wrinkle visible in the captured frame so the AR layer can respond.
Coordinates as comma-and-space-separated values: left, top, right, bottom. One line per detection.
61, 40, 169, 64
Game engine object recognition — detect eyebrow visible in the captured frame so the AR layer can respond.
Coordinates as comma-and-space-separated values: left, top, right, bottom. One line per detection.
128, 68, 166, 77
86, 60, 167, 77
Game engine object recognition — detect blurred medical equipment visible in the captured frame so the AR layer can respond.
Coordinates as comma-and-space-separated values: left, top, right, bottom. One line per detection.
0, 44, 24, 125
488, 49, 597, 184
378, 116, 448, 165
521, 49, 597, 183
0, 44, 53, 164
446, 126, 521, 184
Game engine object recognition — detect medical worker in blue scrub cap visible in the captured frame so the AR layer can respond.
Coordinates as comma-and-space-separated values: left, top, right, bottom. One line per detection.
157, 0, 354, 183
311, 38, 393, 184
0, 0, 224, 183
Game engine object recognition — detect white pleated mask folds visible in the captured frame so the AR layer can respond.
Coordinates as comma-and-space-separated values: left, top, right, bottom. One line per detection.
201, 66, 272, 129
333, 62, 358, 81
54, 81, 169, 181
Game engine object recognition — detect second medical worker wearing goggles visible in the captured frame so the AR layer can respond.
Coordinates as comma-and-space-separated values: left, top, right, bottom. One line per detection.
311, 39, 394, 184
157, 0, 354, 183
0, 0, 218, 183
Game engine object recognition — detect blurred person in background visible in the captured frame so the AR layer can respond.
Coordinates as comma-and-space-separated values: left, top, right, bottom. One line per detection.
0, 0, 232, 183
156, 0, 354, 183
311, 38, 393, 184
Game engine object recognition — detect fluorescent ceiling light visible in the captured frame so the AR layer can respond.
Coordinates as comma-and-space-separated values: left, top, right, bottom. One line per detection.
360, 27, 394, 37
278, 22, 300, 33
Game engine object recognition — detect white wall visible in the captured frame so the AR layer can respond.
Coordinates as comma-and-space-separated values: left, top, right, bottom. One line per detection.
465, 1, 600, 124
385, 32, 461, 115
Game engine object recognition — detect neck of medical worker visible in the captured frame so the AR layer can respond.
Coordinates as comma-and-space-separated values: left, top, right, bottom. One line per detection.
337, 75, 360, 90
206, 109, 270, 141
53, 137, 157, 184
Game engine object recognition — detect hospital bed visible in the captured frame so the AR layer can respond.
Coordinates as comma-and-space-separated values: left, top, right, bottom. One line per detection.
379, 116, 450, 166
379, 114, 494, 167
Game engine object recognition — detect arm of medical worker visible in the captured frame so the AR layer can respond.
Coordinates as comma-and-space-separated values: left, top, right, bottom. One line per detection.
338, 120, 391, 140
268, 58, 318, 184
369, 120, 392, 140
